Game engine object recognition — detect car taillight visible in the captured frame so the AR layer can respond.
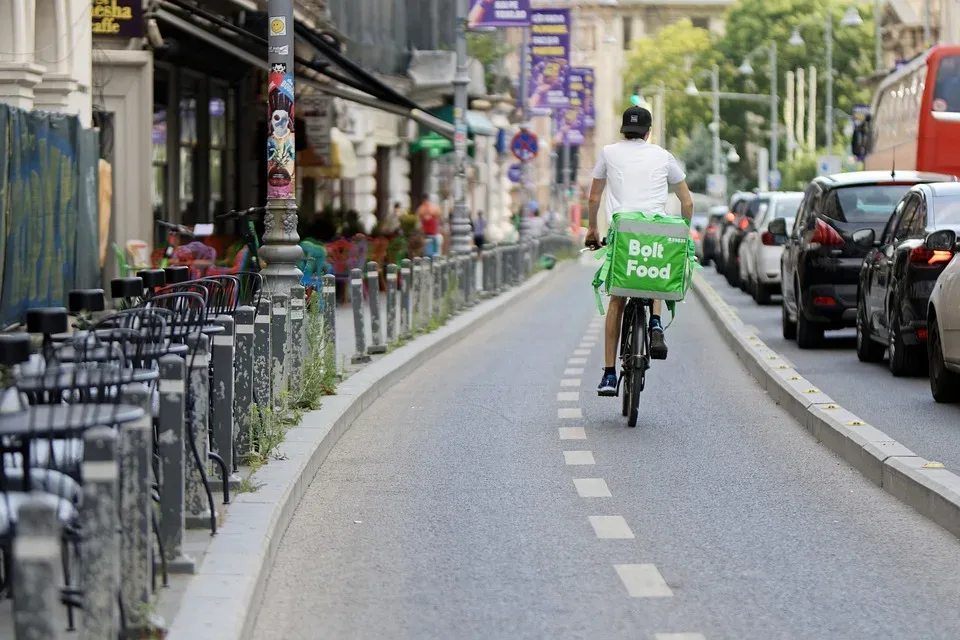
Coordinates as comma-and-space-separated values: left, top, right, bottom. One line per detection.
916, 328, 929, 341
909, 246, 954, 264
761, 231, 776, 246
691, 229, 701, 241
813, 296, 837, 306
725, 212, 736, 223
707, 224, 717, 235
738, 217, 750, 231
810, 219, 844, 246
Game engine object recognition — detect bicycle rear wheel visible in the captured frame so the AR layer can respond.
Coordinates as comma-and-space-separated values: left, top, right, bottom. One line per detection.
627, 305, 645, 427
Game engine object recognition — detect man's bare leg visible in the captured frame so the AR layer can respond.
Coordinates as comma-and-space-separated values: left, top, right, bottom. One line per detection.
605, 296, 626, 367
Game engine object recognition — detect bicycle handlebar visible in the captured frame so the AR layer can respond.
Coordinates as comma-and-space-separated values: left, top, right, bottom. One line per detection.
157, 220, 195, 236
216, 206, 266, 221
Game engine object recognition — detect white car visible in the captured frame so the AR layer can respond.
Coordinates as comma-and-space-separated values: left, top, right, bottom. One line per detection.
738, 191, 803, 303
927, 228, 960, 402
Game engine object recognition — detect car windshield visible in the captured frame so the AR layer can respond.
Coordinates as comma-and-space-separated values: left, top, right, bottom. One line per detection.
933, 195, 960, 227
775, 194, 803, 218
933, 55, 960, 112
823, 184, 915, 223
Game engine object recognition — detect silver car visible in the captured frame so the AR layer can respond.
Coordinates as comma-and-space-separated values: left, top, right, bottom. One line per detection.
927, 228, 960, 402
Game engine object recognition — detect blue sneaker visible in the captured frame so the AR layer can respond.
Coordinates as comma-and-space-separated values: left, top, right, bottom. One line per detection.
597, 372, 618, 396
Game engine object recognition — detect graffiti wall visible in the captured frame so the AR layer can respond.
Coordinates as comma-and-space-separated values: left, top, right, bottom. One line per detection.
0, 105, 101, 328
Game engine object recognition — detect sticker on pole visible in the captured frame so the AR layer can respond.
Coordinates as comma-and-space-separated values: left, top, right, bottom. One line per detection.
269, 17, 287, 36
511, 130, 539, 162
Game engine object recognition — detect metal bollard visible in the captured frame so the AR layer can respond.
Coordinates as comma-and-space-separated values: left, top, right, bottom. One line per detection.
233, 306, 255, 470
184, 334, 213, 529
254, 299, 273, 411
412, 257, 423, 333
367, 262, 386, 354
399, 258, 412, 339
431, 257, 441, 321
211, 315, 238, 491
350, 268, 370, 363
386, 264, 398, 343
271, 292, 289, 401
119, 383, 153, 608
321, 274, 336, 362
289, 285, 306, 381
12, 496, 64, 639
460, 255, 469, 309
81, 426, 120, 639
157, 355, 194, 573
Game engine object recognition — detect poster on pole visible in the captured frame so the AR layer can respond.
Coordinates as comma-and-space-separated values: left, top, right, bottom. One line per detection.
527, 8, 570, 115
468, 0, 531, 28
581, 67, 595, 128
553, 107, 585, 146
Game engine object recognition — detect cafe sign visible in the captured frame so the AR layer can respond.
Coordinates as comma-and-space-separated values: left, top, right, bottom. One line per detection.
92, 0, 143, 37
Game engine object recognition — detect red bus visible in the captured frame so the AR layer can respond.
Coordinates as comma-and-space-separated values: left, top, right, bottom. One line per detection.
864, 45, 960, 177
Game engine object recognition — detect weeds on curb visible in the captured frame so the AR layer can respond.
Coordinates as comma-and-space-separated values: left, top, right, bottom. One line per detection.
293, 294, 339, 410
242, 390, 301, 468
235, 476, 263, 494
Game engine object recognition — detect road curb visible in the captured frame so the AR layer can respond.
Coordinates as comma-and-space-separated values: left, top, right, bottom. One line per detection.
167, 262, 570, 640
691, 272, 960, 539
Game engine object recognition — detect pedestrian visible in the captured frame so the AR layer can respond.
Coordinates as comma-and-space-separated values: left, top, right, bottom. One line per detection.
381, 201, 402, 235
417, 194, 442, 255
528, 207, 546, 237
473, 211, 486, 250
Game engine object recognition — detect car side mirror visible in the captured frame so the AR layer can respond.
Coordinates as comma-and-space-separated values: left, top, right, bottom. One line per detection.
925, 229, 957, 251
767, 218, 787, 236
852, 228, 876, 247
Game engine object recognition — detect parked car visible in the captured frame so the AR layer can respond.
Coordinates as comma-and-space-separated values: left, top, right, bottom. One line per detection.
738, 191, 804, 303
856, 183, 960, 375
715, 192, 752, 275
720, 193, 762, 287
778, 171, 957, 348
927, 230, 960, 401
700, 205, 729, 267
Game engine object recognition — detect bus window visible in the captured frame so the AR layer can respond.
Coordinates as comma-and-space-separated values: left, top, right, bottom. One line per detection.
933, 55, 960, 112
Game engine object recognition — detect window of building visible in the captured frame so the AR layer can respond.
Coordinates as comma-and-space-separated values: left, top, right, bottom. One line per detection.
153, 68, 170, 226
179, 75, 199, 226
692, 17, 709, 30
622, 17, 632, 50
209, 83, 227, 218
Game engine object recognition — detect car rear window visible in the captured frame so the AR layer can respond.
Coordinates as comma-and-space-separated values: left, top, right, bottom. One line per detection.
933, 196, 960, 227
822, 184, 915, 223
746, 198, 769, 219
775, 195, 803, 218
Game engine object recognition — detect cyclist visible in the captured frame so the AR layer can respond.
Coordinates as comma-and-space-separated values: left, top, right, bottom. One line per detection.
586, 106, 694, 396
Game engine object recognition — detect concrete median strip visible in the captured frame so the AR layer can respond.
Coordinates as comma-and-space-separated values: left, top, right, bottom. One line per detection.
166, 262, 570, 640
691, 272, 960, 540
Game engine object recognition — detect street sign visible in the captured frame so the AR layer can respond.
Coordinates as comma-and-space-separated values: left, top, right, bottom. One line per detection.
706, 173, 726, 198
818, 155, 842, 176
769, 169, 782, 190
507, 163, 523, 183
511, 130, 539, 162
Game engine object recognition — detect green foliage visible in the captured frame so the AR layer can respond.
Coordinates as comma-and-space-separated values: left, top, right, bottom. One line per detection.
243, 391, 301, 469
779, 148, 820, 191
292, 294, 338, 410
467, 32, 511, 91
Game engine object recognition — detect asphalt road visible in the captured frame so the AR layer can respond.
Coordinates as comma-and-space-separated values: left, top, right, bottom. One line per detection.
700, 267, 960, 472
252, 260, 960, 640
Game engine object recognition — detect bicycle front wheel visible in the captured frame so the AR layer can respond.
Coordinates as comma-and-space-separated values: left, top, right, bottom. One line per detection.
626, 303, 645, 428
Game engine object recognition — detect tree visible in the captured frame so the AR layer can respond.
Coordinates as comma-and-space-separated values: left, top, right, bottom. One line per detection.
620, 19, 720, 147
467, 32, 512, 93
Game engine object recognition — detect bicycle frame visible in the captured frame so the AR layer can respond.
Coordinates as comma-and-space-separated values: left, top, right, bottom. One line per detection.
619, 297, 652, 427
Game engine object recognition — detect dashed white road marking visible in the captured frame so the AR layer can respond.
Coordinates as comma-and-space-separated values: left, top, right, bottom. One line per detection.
655, 634, 706, 640
588, 516, 634, 539
573, 349, 591, 356
579, 342, 595, 349
557, 391, 579, 402
558, 427, 586, 440
568, 358, 587, 365
574, 478, 611, 498
563, 450, 595, 465
564, 368, 584, 375
558, 407, 583, 419
560, 378, 581, 387
614, 564, 673, 597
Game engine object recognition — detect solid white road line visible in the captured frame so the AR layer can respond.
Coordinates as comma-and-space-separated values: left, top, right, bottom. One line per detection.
574, 478, 611, 498
568, 358, 587, 365
564, 368, 584, 375
588, 516, 634, 539
560, 379, 581, 387
614, 564, 673, 597
563, 450, 595, 465
558, 427, 587, 440
573, 349, 591, 356
558, 407, 583, 419
557, 391, 580, 402
654, 634, 706, 640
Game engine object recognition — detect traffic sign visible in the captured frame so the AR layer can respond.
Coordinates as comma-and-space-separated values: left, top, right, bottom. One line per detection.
511, 130, 539, 162
769, 169, 782, 190
507, 163, 523, 183
706, 173, 726, 198
818, 155, 842, 176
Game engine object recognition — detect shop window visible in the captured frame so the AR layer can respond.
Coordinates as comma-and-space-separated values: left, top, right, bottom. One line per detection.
179, 76, 199, 226
209, 84, 227, 218
153, 68, 170, 226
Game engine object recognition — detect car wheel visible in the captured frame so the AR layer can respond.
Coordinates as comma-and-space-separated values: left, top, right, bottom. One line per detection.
795, 290, 823, 349
929, 316, 960, 402
856, 296, 884, 363
755, 280, 771, 305
781, 292, 797, 340
888, 315, 925, 377
725, 257, 740, 287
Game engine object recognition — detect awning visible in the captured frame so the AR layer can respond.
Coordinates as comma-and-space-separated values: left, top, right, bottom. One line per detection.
149, 1, 455, 140
466, 111, 497, 137
298, 127, 358, 179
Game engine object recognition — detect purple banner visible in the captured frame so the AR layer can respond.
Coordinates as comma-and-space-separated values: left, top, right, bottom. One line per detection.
582, 67, 596, 128
554, 107, 585, 146
527, 8, 570, 114
468, 0, 531, 28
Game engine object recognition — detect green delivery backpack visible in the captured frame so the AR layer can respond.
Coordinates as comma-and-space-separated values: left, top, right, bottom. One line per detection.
591, 211, 700, 324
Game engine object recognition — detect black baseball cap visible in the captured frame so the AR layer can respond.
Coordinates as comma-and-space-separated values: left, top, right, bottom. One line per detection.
621, 106, 652, 135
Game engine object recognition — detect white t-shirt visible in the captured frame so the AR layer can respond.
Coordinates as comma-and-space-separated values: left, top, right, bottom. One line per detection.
592, 139, 686, 221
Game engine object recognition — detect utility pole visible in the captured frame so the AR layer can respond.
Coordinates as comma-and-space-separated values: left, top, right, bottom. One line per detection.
769, 42, 779, 189
711, 64, 721, 178
261, 0, 303, 292
875, 0, 883, 70
825, 15, 834, 152
450, 0, 472, 255
518, 27, 532, 240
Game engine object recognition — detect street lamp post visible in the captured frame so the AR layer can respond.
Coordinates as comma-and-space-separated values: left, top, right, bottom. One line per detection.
739, 41, 779, 189
451, 0, 472, 255
685, 65, 722, 184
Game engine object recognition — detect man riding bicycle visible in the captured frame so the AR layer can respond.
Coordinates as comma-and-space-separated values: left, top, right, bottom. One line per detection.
586, 106, 695, 396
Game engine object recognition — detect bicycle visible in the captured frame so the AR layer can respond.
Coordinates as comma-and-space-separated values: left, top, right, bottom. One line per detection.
215, 206, 267, 274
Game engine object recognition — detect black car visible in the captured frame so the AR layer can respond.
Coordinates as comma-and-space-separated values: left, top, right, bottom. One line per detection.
723, 194, 766, 288
715, 192, 752, 275
856, 182, 960, 375
778, 171, 956, 349
700, 207, 728, 267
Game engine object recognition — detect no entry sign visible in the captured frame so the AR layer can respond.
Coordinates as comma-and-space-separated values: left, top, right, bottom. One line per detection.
511, 130, 539, 162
